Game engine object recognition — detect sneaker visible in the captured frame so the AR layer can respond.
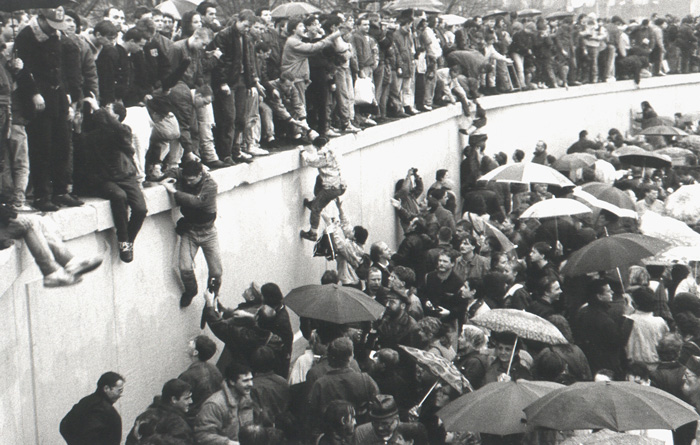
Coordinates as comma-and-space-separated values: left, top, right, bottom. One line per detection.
344, 123, 361, 133
205, 159, 228, 170
246, 146, 270, 156
300, 229, 317, 241
363, 117, 377, 126
303, 198, 313, 211
33, 198, 59, 212
606, 77, 616, 83
221, 157, 236, 166
44, 268, 80, 287
325, 128, 341, 137
54, 193, 84, 207
11, 201, 35, 212
405, 107, 420, 115
65, 255, 103, 277
119, 242, 134, 263
421, 105, 433, 111
180, 289, 198, 308
238, 151, 253, 160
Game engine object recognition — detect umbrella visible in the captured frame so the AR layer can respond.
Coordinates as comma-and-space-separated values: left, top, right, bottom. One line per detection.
639, 125, 689, 137
0, 0, 76, 11
654, 147, 696, 166
524, 381, 700, 432
552, 153, 597, 172
520, 198, 592, 219
439, 14, 467, 26
399, 345, 473, 394
546, 10, 575, 20
472, 309, 567, 376
471, 309, 568, 345
284, 284, 385, 324
572, 187, 638, 219
479, 163, 575, 187
438, 380, 563, 435
384, 0, 444, 12
517, 8, 542, 17
653, 245, 700, 264
580, 182, 636, 211
270, 2, 322, 18
613, 146, 672, 169
155, 0, 201, 20
560, 430, 664, 445
664, 184, 700, 225
560, 233, 670, 277
482, 9, 508, 18
520, 198, 592, 242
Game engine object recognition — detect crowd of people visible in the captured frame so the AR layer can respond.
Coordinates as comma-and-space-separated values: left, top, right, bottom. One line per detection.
2, 2, 700, 445
58, 93, 700, 444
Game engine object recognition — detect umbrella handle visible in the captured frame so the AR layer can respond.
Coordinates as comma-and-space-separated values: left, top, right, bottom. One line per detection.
417, 380, 440, 409
506, 336, 519, 377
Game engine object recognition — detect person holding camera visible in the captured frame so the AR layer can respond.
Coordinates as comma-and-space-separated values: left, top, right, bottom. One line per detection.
163, 160, 222, 308
391, 168, 424, 234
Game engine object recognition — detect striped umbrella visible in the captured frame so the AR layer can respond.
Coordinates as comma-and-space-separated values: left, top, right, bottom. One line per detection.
479, 163, 574, 187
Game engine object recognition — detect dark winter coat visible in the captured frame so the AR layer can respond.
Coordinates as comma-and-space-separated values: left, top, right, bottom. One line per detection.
60, 390, 122, 445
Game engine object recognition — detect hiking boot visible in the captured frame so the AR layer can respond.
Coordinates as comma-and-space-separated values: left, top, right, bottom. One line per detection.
65, 255, 103, 277
300, 230, 317, 241
33, 198, 59, 212
119, 242, 134, 263
54, 193, 84, 207
44, 268, 80, 287
180, 289, 198, 308
205, 159, 228, 170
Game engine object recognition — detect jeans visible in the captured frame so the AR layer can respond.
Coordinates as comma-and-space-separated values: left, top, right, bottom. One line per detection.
179, 224, 222, 295
1, 214, 73, 276
309, 186, 345, 231
1, 124, 29, 203
243, 88, 260, 147
97, 180, 148, 243
511, 53, 526, 87
196, 102, 219, 163
213, 85, 247, 159
259, 102, 275, 141
306, 70, 330, 134
334, 66, 354, 127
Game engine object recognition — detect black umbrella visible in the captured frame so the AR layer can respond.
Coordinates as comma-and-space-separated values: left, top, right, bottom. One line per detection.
0, 0, 77, 12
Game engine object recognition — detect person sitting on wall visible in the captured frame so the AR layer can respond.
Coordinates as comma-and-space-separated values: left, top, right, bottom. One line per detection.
0, 203, 102, 287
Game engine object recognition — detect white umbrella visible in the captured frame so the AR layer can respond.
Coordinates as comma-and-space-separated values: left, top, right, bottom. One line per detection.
572, 187, 639, 219
440, 14, 467, 26
155, 0, 202, 20
479, 163, 574, 187
520, 198, 592, 219
665, 184, 700, 225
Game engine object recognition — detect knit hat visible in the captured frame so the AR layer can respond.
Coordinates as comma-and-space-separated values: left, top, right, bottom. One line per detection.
369, 395, 399, 419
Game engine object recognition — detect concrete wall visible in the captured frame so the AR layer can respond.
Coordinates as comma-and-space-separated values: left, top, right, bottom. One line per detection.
2, 74, 700, 444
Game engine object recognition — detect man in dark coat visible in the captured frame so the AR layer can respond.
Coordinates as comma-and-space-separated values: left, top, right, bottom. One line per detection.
375, 290, 419, 350
566, 129, 600, 154
307, 337, 379, 435
260, 282, 293, 378
460, 133, 487, 196
420, 250, 466, 326
60, 371, 124, 445
14, 7, 83, 211
80, 103, 147, 263
203, 290, 286, 373
250, 346, 291, 427
125, 379, 195, 445
392, 217, 434, 286
572, 279, 627, 377
208, 10, 260, 164
96, 27, 149, 106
